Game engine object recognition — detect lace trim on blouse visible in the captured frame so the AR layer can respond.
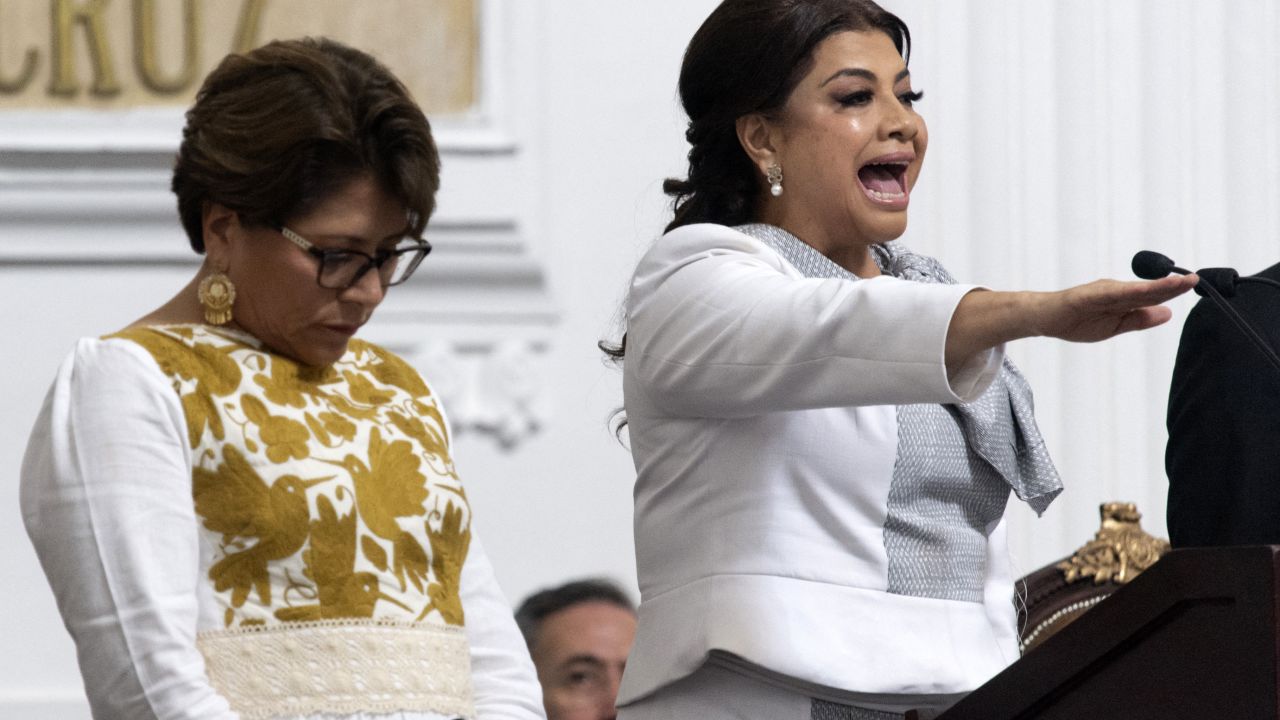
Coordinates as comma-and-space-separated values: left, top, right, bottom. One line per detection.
197, 619, 475, 719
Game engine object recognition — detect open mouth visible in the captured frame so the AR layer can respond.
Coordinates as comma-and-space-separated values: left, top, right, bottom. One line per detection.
857, 158, 911, 205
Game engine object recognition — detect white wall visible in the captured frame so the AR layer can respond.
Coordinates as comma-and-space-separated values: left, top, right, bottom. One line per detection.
884, 0, 1280, 575
3, 1, 1278, 716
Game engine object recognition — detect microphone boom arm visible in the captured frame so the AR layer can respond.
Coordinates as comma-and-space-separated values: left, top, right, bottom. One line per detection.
1193, 277, 1280, 375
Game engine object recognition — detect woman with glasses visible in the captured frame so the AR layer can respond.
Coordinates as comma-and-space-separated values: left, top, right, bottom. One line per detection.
19, 38, 543, 720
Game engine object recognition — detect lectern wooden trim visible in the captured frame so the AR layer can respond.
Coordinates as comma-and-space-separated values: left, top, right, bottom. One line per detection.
937, 545, 1280, 720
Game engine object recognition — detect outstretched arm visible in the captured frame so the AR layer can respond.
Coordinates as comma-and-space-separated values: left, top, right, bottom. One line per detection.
944, 274, 1200, 373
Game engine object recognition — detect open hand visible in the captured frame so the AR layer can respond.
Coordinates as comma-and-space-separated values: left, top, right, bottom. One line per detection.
945, 274, 1200, 372
1031, 274, 1200, 342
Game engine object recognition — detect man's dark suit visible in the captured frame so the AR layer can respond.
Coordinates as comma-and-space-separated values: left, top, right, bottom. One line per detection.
1167, 262, 1280, 547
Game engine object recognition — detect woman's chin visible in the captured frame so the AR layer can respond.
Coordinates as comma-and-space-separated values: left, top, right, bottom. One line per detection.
853, 214, 909, 246
304, 346, 349, 367
280, 337, 350, 368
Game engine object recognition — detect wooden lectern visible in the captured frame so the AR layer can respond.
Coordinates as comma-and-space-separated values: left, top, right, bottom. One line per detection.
938, 545, 1280, 719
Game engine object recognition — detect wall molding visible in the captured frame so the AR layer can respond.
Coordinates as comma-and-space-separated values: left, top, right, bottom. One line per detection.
0, 696, 89, 720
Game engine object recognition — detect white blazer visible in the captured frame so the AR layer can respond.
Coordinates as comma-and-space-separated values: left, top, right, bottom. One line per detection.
618, 224, 1017, 709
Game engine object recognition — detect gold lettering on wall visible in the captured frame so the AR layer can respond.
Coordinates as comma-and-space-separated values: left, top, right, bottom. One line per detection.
0, 0, 476, 113
0, 1, 39, 92
134, 0, 198, 94
49, 0, 120, 97
232, 0, 264, 55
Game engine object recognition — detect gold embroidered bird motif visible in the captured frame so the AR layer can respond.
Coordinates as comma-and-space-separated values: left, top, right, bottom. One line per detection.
421, 502, 471, 626
322, 427, 433, 593
194, 446, 331, 610
275, 494, 410, 621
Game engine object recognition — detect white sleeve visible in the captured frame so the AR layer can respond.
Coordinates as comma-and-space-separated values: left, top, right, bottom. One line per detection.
19, 338, 239, 720
460, 526, 546, 720
625, 224, 1003, 418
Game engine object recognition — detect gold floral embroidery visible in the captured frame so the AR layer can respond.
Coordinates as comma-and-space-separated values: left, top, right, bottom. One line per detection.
393, 534, 432, 595
242, 395, 311, 463
345, 370, 397, 405
116, 325, 471, 632
316, 411, 357, 442
262, 419, 310, 463
275, 495, 410, 621
253, 358, 340, 409
327, 393, 381, 422
365, 344, 431, 398
362, 535, 390, 572
111, 328, 243, 448
423, 502, 470, 626
183, 391, 225, 449
305, 413, 333, 446
193, 446, 329, 611
254, 374, 306, 409
412, 400, 451, 445
388, 409, 449, 463
325, 428, 434, 592
336, 428, 429, 536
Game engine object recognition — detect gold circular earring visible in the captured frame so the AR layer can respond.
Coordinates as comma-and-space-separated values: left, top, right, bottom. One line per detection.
766, 163, 784, 197
198, 272, 237, 325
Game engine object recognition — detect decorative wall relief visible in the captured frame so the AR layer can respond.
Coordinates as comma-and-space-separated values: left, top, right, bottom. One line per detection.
416, 339, 549, 450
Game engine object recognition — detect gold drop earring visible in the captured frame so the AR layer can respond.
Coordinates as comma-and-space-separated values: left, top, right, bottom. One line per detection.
198, 271, 236, 325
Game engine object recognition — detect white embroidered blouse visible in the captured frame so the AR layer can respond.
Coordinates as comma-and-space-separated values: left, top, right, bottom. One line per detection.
20, 325, 544, 720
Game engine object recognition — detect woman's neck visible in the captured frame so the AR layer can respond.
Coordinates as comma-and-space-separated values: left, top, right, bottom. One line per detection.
125, 268, 217, 330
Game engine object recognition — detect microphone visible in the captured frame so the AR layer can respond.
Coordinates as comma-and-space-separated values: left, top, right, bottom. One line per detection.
1132, 250, 1280, 375
1133, 250, 1280, 298
1131, 250, 1189, 280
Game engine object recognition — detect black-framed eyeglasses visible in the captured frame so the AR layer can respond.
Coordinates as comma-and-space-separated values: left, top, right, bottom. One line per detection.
279, 226, 431, 289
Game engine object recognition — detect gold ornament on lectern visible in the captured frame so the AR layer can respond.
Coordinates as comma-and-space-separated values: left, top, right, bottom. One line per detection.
1056, 502, 1171, 586
198, 272, 236, 325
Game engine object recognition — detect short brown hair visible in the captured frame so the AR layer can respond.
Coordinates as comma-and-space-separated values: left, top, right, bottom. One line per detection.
172, 37, 440, 252
514, 579, 635, 649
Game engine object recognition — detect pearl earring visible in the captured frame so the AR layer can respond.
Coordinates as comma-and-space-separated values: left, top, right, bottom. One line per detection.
766, 163, 783, 197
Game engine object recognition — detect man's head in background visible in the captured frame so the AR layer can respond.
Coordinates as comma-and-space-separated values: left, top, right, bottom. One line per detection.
515, 579, 637, 720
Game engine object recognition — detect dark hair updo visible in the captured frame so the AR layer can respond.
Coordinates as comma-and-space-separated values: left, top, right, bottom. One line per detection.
664, 0, 911, 232
171, 37, 440, 252
600, 0, 910, 371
